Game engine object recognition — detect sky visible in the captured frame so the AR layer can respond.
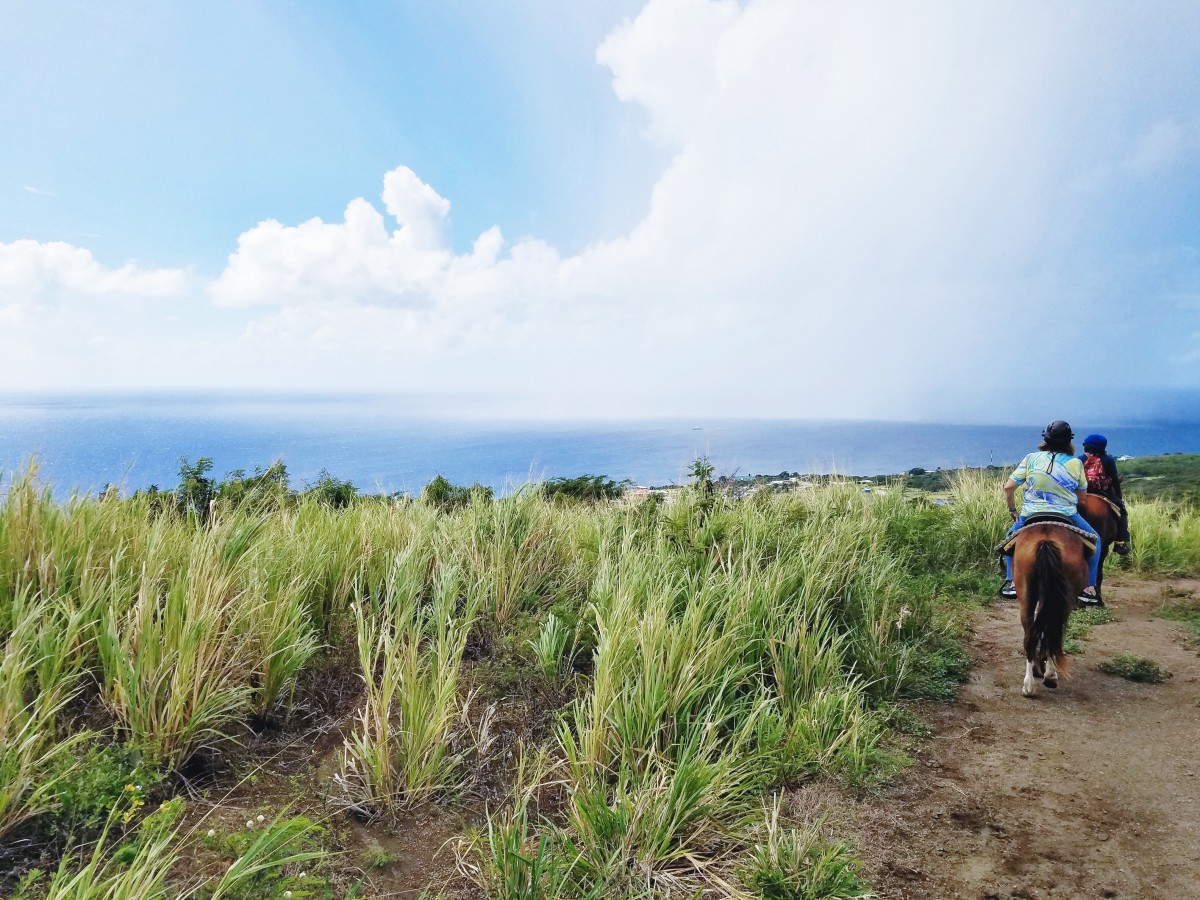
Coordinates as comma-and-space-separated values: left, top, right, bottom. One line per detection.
2, 0, 1199, 423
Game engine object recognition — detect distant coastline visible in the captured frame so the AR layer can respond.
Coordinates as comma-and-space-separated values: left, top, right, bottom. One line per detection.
2, 394, 1199, 497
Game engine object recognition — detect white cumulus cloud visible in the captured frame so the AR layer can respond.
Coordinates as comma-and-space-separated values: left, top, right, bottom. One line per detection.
203, 0, 1120, 418
0, 239, 186, 302
211, 166, 542, 314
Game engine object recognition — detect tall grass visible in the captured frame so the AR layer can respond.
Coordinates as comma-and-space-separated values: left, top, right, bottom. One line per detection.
1127, 499, 1200, 576
452, 490, 572, 625
337, 552, 486, 816
96, 541, 258, 769
4, 457, 1198, 895
528, 610, 573, 678
1, 588, 90, 840
457, 751, 588, 900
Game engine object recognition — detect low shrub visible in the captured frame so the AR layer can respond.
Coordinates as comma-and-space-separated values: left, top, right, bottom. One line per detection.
303, 469, 358, 508
46, 743, 163, 837
421, 475, 493, 511
542, 475, 627, 504
738, 804, 872, 900
1098, 654, 1172, 683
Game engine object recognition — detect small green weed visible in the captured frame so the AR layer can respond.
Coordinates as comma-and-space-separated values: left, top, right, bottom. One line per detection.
32, 796, 185, 899
11, 869, 44, 900
840, 746, 912, 793
110, 796, 186, 865
46, 743, 163, 837
1098, 654, 1172, 684
361, 847, 397, 869
526, 611, 572, 678
902, 631, 970, 702
207, 812, 325, 900
1157, 599, 1200, 642
1064, 606, 1117, 653
878, 703, 932, 738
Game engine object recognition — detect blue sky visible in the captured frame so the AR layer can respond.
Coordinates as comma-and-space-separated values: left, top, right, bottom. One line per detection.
2, 1, 1200, 423
2, 1, 654, 265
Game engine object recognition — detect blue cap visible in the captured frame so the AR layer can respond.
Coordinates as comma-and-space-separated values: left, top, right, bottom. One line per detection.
1082, 434, 1107, 450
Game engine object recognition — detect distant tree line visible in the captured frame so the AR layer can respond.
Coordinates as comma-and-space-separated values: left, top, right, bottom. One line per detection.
134, 457, 361, 523
127, 459, 632, 523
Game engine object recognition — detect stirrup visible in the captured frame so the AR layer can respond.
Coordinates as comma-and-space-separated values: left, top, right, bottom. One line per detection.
1077, 587, 1100, 605
999, 580, 1017, 599
1113, 541, 1131, 556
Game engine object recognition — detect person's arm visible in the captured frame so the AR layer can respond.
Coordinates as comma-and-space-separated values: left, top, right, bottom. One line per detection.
1004, 480, 1020, 520
1071, 458, 1089, 505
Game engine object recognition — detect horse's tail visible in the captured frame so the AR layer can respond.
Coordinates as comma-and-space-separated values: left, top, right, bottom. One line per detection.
1031, 539, 1071, 672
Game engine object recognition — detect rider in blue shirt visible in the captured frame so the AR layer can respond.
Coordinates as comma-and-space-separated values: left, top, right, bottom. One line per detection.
1000, 420, 1102, 603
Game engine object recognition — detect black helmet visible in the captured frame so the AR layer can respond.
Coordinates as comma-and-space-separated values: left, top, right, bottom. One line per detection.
1042, 420, 1074, 441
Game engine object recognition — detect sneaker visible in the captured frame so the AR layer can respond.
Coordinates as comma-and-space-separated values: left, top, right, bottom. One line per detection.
1077, 586, 1101, 605
1113, 541, 1131, 557
999, 580, 1017, 599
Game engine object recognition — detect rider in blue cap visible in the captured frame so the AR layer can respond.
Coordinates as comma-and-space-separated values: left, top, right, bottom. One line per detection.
1078, 433, 1131, 555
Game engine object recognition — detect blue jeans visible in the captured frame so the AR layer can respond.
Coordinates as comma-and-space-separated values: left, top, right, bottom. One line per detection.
1004, 513, 1101, 588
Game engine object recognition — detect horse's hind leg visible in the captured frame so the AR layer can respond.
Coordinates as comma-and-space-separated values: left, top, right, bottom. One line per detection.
1022, 614, 1040, 697
1044, 654, 1059, 690
1023, 658, 1037, 697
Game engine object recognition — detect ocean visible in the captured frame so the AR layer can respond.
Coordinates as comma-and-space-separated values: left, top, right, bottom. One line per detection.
2, 393, 1199, 496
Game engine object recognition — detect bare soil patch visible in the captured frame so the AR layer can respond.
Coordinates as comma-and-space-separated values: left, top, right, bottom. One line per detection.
850, 576, 1200, 900
168, 655, 567, 899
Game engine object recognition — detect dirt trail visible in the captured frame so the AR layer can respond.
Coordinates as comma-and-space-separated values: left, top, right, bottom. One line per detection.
854, 576, 1200, 900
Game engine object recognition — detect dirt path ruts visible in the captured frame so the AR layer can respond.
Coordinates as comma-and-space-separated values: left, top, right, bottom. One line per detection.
857, 576, 1200, 900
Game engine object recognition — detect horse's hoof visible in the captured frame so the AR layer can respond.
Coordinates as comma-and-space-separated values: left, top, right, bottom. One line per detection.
1044, 677, 1058, 689
1022, 684, 1037, 698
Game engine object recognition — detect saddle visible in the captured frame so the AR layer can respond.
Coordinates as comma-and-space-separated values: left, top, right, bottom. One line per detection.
1023, 512, 1074, 527
1093, 495, 1123, 517
996, 513, 1098, 556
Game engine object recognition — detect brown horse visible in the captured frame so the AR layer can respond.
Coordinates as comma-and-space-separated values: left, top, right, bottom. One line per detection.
1079, 493, 1119, 605
1012, 521, 1089, 697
